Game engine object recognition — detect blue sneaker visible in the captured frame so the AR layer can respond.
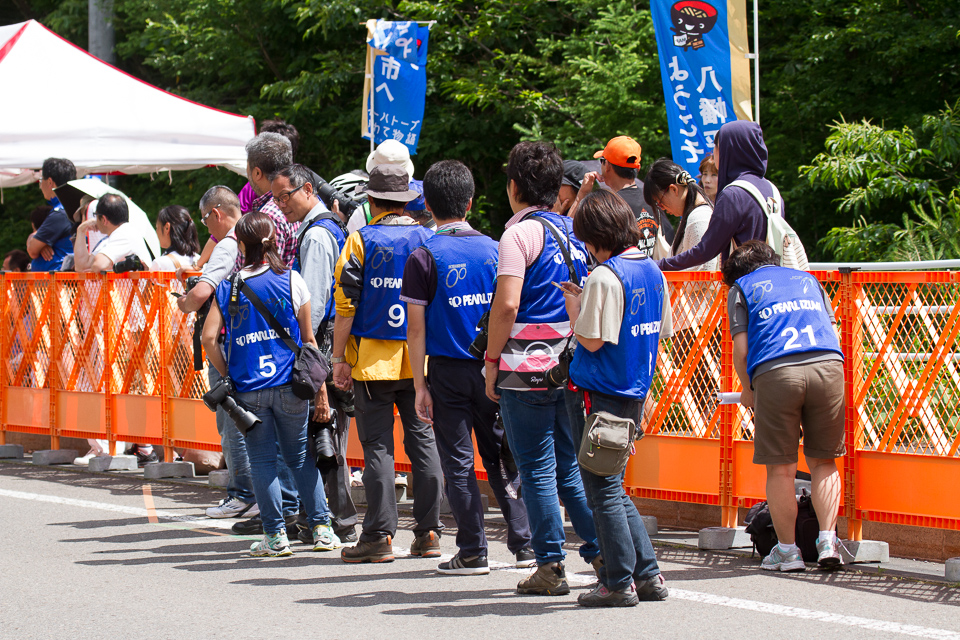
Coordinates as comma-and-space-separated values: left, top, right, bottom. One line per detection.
761, 544, 805, 572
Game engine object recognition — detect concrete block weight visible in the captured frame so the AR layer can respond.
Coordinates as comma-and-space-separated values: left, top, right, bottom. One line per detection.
143, 461, 195, 479
208, 469, 230, 488
698, 526, 752, 550
839, 539, 889, 564
32, 449, 79, 466
946, 557, 960, 583
349, 484, 406, 505
641, 515, 658, 537
0, 444, 24, 459
88, 455, 138, 472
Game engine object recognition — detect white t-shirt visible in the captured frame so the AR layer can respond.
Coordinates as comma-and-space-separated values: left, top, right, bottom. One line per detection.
150, 251, 199, 272
239, 265, 310, 314
92, 223, 153, 268
574, 252, 673, 344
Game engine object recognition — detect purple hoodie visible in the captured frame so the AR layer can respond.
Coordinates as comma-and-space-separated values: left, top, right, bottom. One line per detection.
657, 120, 783, 271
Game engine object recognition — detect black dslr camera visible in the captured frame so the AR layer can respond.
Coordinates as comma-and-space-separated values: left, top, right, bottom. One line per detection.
203, 376, 261, 433
315, 177, 359, 218
545, 342, 576, 388
183, 276, 213, 372
113, 254, 146, 273
467, 309, 491, 359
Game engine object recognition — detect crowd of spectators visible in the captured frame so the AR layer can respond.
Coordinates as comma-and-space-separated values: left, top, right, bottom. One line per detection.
15, 117, 845, 606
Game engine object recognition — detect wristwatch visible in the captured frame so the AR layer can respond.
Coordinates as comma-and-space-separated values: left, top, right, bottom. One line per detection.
330, 356, 347, 364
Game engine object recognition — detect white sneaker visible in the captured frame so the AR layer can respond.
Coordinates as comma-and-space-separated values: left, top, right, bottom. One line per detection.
206, 497, 258, 519
73, 450, 99, 466
350, 470, 363, 487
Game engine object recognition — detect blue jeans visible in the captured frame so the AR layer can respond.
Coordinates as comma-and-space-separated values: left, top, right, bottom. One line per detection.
208, 366, 255, 504
497, 387, 599, 565
235, 384, 330, 535
565, 387, 661, 590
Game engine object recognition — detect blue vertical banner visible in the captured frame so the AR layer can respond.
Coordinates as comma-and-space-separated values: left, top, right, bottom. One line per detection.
361, 20, 431, 155
651, 0, 752, 176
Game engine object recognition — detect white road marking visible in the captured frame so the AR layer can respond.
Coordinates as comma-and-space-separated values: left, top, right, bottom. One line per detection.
670, 588, 960, 639
0, 487, 235, 530
4, 486, 958, 638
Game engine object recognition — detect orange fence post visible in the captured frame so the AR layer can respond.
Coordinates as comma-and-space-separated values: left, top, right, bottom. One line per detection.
159, 275, 173, 462
48, 275, 61, 451
719, 283, 737, 528
840, 269, 862, 541
103, 274, 115, 454
0, 274, 5, 447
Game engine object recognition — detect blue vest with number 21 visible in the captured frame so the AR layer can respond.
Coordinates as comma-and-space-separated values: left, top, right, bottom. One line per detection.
736, 265, 842, 381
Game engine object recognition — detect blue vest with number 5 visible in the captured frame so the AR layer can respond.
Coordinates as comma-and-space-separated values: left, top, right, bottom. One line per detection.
569, 249, 664, 400
424, 231, 499, 360
736, 265, 842, 381
353, 222, 433, 340
215, 269, 301, 393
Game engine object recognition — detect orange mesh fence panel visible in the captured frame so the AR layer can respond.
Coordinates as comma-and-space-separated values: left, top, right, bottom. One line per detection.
2, 270, 959, 533
2, 274, 53, 435
54, 274, 108, 441
848, 271, 960, 530
625, 272, 724, 507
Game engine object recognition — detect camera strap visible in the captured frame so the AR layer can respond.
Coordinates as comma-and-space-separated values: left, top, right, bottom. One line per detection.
238, 278, 303, 357
532, 215, 578, 283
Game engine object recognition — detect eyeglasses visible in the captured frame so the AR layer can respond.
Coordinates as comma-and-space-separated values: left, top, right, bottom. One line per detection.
200, 206, 219, 227
599, 157, 607, 167
273, 184, 305, 205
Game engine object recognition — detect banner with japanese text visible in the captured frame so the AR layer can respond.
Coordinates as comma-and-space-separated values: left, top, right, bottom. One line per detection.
651, 0, 752, 176
362, 20, 430, 155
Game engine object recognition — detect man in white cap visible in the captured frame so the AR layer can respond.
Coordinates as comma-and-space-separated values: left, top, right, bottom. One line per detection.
346, 139, 416, 234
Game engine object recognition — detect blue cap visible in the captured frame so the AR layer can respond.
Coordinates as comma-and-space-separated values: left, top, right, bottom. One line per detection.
405, 179, 426, 212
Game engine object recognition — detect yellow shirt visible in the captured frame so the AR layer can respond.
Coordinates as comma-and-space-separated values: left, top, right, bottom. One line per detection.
334, 211, 416, 381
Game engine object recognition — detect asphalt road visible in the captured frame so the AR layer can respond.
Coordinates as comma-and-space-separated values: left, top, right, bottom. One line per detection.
1, 463, 958, 640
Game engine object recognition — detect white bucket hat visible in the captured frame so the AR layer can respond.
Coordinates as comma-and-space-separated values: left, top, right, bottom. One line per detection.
365, 139, 415, 179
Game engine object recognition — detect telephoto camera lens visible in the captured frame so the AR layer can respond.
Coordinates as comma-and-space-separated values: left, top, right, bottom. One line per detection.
221, 396, 262, 433
313, 408, 338, 465
467, 310, 491, 359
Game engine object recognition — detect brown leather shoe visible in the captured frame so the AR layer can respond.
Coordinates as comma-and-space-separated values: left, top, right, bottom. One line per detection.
340, 536, 395, 563
410, 531, 441, 558
517, 561, 570, 596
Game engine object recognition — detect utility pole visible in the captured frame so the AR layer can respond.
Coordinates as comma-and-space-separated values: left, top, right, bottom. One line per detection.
88, 0, 116, 65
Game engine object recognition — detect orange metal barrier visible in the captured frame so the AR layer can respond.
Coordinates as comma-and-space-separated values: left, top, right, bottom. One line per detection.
2, 271, 959, 536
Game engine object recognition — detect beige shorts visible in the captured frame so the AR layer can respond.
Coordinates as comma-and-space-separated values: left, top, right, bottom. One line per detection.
752, 360, 845, 465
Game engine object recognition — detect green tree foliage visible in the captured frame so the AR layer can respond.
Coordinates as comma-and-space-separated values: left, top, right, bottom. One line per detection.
804, 101, 960, 261
1, 0, 958, 260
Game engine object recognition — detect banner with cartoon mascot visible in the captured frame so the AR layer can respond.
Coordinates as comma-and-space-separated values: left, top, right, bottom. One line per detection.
652, 0, 753, 176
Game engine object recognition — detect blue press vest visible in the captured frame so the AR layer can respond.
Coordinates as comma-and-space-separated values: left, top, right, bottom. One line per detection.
215, 269, 301, 393
736, 265, 842, 381
569, 249, 665, 400
516, 211, 589, 325
353, 222, 434, 340
293, 215, 346, 323
424, 231, 498, 360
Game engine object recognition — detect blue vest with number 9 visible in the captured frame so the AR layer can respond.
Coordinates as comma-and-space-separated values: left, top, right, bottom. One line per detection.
215, 269, 301, 393
736, 265, 842, 381
353, 223, 434, 340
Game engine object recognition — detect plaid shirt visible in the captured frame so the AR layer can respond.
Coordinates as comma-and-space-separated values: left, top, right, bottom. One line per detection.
234, 191, 302, 271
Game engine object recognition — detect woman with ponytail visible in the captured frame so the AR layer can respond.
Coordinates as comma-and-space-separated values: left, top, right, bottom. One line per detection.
202, 211, 340, 558
644, 158, 718, 424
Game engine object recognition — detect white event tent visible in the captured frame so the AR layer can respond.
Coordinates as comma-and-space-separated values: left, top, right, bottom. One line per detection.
0, 20, 255, 188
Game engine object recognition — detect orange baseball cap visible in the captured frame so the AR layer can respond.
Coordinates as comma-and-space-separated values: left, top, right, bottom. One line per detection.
593, 136, 643, 169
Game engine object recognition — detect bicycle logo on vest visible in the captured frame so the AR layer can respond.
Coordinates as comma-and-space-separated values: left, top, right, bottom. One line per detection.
446, 263, 467, 288
630, 288, 646, 315
751, 280, 773, 304
371, 247, 394, 269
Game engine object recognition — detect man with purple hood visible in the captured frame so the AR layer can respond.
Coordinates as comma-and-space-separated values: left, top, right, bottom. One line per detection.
657, 121, 782, 271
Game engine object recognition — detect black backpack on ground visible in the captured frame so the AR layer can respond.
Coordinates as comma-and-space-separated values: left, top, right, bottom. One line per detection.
743, 489, 835, 562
